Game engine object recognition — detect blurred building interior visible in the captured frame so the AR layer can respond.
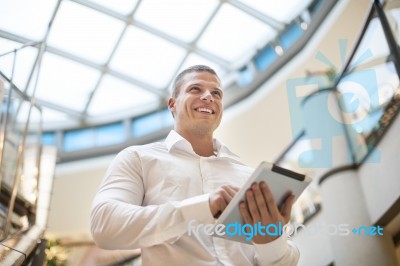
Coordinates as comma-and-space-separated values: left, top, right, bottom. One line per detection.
0, 0, 399, 265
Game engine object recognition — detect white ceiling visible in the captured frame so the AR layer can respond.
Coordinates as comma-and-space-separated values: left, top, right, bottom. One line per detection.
0, 0, 311, 127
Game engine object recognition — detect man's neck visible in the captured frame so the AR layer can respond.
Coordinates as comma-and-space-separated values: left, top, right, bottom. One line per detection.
176, 129, 215, 157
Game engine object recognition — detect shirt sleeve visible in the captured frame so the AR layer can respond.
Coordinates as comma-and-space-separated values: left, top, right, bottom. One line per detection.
90, 148, 215, 250
253, 236, 300, 266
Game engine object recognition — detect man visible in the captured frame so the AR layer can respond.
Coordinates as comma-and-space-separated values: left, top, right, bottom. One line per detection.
91, 65, 299, 265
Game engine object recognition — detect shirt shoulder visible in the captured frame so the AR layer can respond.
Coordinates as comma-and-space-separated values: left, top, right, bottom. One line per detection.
119, 141, 168, 158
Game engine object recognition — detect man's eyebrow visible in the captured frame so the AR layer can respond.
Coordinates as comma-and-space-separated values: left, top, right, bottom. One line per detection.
187, 82, 223, 92
188, 83, 202, 87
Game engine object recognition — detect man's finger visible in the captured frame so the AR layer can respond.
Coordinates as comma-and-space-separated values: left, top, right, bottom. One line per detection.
281, 194, 295, 223
239, 201, 252, 225
246, 189, 261, 222
260, 182, 278, 218
223, 185, 239, 197
221, 189, 234, 204
251, 183, 270, 220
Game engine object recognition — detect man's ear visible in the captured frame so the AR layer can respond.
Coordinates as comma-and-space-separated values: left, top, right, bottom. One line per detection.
168, 98, 175, 112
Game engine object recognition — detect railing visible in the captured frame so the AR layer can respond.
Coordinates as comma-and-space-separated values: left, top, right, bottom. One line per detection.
274, 0, 400, 226
0, 63, 57, 264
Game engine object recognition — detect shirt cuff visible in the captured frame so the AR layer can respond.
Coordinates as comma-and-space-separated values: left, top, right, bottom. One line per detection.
253, 236, 288, 263
175, 193, 215, 224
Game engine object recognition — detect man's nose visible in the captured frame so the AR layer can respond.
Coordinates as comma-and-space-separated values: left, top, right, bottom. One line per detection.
200, 91, 214, 102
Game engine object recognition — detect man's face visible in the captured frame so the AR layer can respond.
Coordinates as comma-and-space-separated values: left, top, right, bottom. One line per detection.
168, 71, 223, 135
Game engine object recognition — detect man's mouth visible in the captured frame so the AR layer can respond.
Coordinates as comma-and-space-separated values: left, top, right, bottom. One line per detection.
195, 107, 215, 114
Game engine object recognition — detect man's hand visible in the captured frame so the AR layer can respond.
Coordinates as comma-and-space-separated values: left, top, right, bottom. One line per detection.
239, 181, 295, 244
209, 185, 239, 218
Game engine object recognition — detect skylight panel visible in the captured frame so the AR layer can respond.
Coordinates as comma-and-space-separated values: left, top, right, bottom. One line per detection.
238, 0, 312, 23
0, 38, 38, 91
0, 0, 325, 130
165, 53, 226, 95
0, 0, 57, 41
15, 101, 41, 126
134, 0, 219, 43
47, 0, 125, 64
88, 74, 159, 116
87, 0, 139, 15
110, 26, 186, 88
34, 53, 100, 112
197, 4, 276, 62
40, 107, 71, 123
179, 53, 225, 78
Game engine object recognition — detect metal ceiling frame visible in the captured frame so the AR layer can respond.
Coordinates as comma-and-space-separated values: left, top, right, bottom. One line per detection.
0, 0, 286, 121
0, 0, 318, 126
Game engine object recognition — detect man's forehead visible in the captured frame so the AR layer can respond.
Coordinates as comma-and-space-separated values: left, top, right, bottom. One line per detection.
181, 71, 221, 87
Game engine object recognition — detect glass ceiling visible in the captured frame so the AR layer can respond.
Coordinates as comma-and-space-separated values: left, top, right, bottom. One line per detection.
0, 0, 311, 130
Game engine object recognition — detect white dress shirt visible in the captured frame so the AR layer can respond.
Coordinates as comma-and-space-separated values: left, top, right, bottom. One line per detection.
91, 130, 299, 265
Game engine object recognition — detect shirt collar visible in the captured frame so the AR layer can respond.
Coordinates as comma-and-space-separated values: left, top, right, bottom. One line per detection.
165, 130, 239, 159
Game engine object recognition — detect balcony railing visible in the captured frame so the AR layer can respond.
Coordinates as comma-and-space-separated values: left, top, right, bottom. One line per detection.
0, 67, 57, 265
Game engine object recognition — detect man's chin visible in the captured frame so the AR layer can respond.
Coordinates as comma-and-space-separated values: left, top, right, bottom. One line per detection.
191, 124, 217, 135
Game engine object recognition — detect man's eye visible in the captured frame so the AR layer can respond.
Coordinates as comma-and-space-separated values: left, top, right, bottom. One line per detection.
191, 87, 200, 92
213, 91, 222, 97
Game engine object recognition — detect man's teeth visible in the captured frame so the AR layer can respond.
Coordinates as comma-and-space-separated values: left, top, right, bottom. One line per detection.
197, 107, 213, 114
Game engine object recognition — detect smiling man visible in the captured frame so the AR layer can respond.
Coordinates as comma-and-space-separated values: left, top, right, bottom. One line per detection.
168, 68, 223, 157
91, 65, 300, 265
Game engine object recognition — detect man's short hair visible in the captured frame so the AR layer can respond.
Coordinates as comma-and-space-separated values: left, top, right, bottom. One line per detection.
171, 65, 220, 98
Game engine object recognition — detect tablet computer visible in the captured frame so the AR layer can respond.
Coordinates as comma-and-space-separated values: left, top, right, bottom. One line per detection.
214, 161, 312, 244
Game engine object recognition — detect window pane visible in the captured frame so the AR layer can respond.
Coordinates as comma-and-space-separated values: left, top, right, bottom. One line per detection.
132, 109, 174, 137
384, 7, 400, 43
41, 107, 71, 124
279, 23, 303, 50
337, 62, 399, 133
34, 52, 100, 112
352, 18, 390, 69
197, 4, 275, 62
110, 26, 186, 88
64, 128, 95, 152
42, 132, 57, 145
168, 53, 227, 94
179, 53, 225, 78
135, 0, 218, 42
254, 45, 277, 70
95, 123, 125, 146
238, 66, 254, 86
0, 0, 57, 41
88, 75, 159, 116
47, 1, 125, 64
0, 38, 38, 90
238, 0, 312, 23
